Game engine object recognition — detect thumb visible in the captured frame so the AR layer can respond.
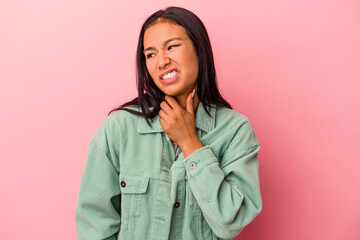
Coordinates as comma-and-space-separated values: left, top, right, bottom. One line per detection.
186, 89, 196, 114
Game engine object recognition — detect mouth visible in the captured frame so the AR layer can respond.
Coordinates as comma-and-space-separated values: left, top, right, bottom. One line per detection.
160, 70, 179, 84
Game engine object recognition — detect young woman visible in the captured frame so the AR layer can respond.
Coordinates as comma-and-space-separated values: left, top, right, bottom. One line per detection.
76, 6, 262, 240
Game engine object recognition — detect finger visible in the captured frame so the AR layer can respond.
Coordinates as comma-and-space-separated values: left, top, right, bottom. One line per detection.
159, 117, 170, 132
158, 109, 169, 121
164, 95, 181, 111
186, 89, 195, 114
159, 117, 165, 128
160, 100, 173, 115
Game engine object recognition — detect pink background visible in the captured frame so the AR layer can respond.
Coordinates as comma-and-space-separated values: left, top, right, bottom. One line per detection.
1, 0, 359, 239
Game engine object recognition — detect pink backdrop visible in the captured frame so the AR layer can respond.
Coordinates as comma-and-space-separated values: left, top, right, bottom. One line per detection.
1, 0, 359, 239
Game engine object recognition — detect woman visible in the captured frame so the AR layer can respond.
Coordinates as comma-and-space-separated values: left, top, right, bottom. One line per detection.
76, 6, 262, 240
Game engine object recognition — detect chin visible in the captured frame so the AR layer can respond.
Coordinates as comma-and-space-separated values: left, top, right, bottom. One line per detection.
162, 92, 178, 97
160, 88, 181, 97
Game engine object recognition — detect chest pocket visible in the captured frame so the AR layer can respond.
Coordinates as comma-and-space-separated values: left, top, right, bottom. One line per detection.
120, 173, 150, 219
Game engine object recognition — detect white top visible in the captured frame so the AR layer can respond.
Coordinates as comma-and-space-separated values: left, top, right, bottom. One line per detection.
171, 140, 180, 160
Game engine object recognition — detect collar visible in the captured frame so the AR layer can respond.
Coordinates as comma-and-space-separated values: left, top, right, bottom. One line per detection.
137, 101, 216, 142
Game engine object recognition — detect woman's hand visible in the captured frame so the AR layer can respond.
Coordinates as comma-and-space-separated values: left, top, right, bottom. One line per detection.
159, 90, 203, 158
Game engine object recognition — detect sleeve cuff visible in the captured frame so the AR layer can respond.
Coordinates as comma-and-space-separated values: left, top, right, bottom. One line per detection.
182, 145, 218, 176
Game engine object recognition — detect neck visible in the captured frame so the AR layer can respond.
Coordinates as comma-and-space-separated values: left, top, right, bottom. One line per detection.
175, 93, 200, 114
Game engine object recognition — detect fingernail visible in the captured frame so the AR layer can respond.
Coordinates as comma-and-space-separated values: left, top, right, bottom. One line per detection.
191, 89, 196, 99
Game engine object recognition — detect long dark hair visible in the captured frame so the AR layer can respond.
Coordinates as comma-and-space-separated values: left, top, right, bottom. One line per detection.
108, 6, 232, 126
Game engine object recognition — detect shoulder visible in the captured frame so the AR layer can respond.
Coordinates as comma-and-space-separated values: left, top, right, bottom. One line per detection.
94, 105, 142, 140
214, 105, 259, 148
104, 104, 145, 127
215, 105, 252, 127
106, 105, 142, 124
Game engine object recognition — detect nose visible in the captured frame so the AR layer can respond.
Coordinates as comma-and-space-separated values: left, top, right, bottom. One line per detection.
157, 50, 170, 69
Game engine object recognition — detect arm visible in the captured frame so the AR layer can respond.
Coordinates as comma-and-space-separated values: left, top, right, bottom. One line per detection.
75, 116, 121, 240
182, 120, 262, 239
158, 93, 262, 238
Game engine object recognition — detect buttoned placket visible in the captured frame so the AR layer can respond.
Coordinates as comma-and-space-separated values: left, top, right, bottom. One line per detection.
168, 137, 184, 203
153, 135, 185, 240
168, 140, 186, 240
135, 103, 217, 239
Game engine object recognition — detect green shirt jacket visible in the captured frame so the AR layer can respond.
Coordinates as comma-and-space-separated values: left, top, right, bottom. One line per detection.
75, 101, 262, 240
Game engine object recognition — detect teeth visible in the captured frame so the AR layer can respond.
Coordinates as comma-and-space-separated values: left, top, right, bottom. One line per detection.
162, 71, 178, 79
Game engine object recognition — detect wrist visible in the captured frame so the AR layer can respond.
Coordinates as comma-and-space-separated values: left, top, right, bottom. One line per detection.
179, 136, 203, 158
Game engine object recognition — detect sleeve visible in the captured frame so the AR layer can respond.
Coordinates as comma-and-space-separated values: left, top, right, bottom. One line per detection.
182, 119, 262, 239
75, 115, 122, 240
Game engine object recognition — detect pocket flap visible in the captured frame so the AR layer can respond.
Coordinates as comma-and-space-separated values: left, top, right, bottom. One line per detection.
120, 173, 149, 194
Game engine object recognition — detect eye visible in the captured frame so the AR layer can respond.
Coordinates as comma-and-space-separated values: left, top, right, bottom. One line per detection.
146, 53, 155, 59
168, 44, 180, 50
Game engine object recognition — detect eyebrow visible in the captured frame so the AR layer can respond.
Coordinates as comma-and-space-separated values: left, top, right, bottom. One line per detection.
143, 37, 183, 53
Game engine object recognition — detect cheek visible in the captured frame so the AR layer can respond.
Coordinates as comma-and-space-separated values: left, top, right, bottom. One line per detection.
182, 50, 198, 75
186, 56, 198, 77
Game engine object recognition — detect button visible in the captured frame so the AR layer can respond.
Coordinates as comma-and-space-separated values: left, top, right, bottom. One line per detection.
173, 202, 180, 208
189, 162, 197, 169
120, 181, 126, 187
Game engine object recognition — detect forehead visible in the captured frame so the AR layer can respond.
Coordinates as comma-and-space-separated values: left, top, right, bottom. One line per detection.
143, 21, 188, 47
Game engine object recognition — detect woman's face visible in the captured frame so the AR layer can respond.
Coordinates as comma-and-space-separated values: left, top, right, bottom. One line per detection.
143, 20, 199, 98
